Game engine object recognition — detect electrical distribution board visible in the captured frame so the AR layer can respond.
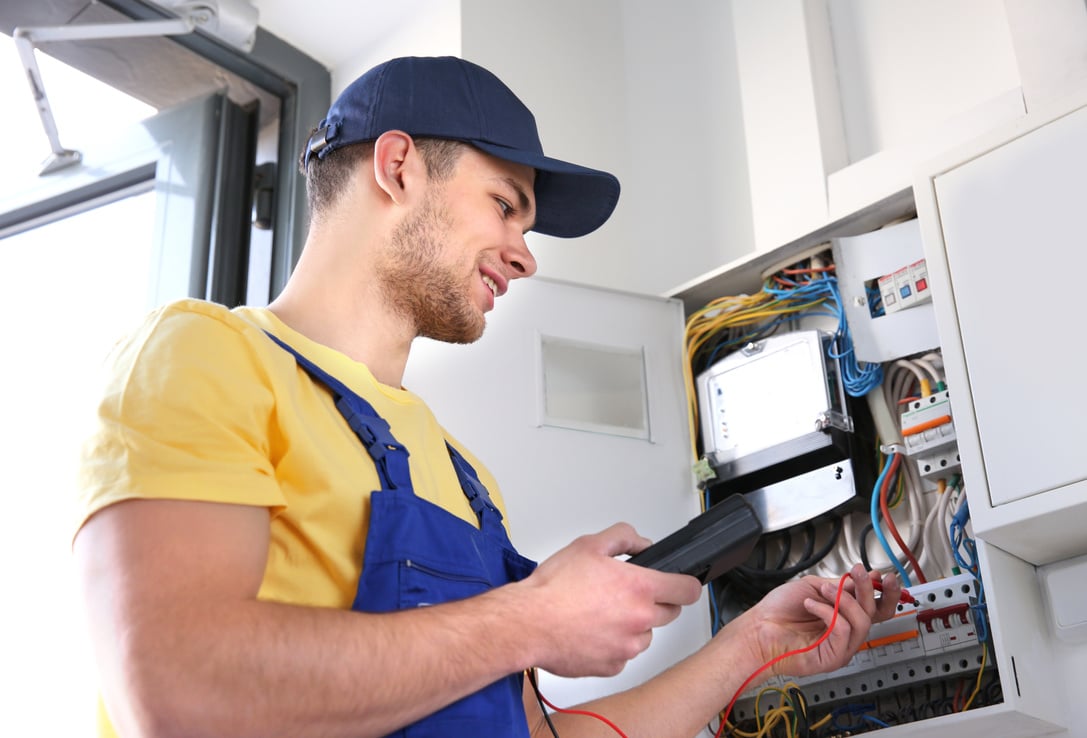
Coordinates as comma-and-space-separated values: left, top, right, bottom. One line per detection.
685, 221, 1008, 736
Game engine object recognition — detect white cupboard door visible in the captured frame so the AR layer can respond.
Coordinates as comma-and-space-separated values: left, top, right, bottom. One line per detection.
403, 276, 708, 710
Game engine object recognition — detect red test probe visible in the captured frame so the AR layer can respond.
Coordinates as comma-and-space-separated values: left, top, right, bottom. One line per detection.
874, 579, 920, 606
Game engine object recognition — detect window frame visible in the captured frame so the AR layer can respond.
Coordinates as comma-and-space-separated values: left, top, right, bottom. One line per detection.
2, 0, 329, 300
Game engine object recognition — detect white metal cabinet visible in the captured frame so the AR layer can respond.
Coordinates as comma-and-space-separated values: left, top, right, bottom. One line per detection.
916, 92, 1087, 568
910, 89, 1087, 737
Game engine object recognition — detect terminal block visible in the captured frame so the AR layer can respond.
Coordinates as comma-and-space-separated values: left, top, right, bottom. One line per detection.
732, 573, 985, 723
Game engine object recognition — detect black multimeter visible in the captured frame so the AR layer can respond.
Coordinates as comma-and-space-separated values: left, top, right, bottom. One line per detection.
627, 493, 763, 584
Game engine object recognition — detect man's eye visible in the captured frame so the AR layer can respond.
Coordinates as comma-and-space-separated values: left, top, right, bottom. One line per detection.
496, 198, 513, 216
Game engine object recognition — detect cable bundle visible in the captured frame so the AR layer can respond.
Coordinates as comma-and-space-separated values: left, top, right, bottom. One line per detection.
683, 254, 882, 468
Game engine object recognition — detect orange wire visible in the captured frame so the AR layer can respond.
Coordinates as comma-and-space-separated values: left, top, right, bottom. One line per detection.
952, 677, 965, 712
879, 453, 928, 584
714, 573, 851, 738
782, 265, 836, 275
901, 415, 951, 437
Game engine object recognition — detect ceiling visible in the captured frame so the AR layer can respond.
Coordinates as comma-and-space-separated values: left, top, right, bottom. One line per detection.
0, 0, 431, 123
253, 0, 430, 71
1, 0, 281, 122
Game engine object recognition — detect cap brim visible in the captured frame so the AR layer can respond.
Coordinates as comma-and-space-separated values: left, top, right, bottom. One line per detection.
472, 141, 620, 239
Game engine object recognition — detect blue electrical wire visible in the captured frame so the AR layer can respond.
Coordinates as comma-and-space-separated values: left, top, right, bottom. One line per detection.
705, 486, 722, 635
831, 703, 889, 732
870, 452, 913, 586
949, 495, 989, 643
819, 277, 883, 397
866, 283, 885, 318
702, 314, 800, 368
762, 274, 883, 397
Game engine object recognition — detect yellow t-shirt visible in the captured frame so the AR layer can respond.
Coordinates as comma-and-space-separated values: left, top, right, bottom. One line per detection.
76, 297, 510, 611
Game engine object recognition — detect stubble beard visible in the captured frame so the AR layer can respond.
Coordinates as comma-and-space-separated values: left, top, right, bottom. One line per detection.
378, 191, 486, 345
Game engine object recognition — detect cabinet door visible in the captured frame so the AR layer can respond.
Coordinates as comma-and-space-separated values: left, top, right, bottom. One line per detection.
403, 276, 704, 707
919, 96, 1087, 566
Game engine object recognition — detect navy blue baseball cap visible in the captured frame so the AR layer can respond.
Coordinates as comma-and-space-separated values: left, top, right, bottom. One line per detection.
304, 56, 620, 239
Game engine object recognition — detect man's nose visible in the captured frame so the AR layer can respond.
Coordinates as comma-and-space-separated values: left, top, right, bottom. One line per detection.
506, 232, 538, 279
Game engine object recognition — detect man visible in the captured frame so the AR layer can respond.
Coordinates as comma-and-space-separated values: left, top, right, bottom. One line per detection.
74, 56, 900, 738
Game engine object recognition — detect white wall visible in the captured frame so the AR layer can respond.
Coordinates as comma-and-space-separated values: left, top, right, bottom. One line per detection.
326, 2, 1065, 297
329, 0, 462, 95
730, 0, 1026, 253
829, 0, 1020, 162
459, 0, 753, 298
328, 0, 753, 299
459, 0, 634, 291
618, 0, 754, 297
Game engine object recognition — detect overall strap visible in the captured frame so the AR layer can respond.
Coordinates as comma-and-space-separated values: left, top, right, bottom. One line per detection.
265, 332, 503, 527
264, 332, 411, 493
447, 443, 504, 527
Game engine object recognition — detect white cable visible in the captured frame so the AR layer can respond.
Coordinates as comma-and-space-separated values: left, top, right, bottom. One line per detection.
922, 480, 960, 579
841, 512, 865, 567
893, 359, 927, 386
919, 352, 945, 379
919, 489, 951, 579
913, 356, 943, 384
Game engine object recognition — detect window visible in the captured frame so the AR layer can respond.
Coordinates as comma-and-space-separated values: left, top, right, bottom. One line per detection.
0, 35, 156, 200
1, 188, 158, 736
0, 4, 328, 731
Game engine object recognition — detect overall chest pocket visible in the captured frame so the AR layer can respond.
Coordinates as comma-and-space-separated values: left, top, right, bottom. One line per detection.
390, 558, 531, 738
398, 557, 495, 609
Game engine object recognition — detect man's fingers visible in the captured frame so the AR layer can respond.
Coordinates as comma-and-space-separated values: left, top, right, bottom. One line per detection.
652, 602, 684, 628
875, 572, 903, 621
591, 522, 654, 557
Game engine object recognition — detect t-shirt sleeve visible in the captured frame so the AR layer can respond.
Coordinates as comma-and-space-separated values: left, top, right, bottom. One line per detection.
75, 302, 286, 536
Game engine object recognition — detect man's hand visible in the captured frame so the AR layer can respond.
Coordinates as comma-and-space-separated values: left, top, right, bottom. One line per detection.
728, 563, 902, 678
513, 523, 702, 678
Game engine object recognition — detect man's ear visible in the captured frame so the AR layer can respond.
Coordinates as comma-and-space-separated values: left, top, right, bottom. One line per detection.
373, 130, 424, 204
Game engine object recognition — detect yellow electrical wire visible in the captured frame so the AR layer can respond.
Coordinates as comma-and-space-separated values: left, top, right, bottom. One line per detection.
727, 683, 811, 738
762, 707, 795, 738
889, 464, 906, 508
723, 705, 832, 738
961, 643, 988, 711
682, 276, 831, 469
753, 685, 791, 724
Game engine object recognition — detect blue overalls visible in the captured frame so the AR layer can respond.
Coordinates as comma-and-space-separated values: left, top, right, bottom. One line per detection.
267, 334, 538, 737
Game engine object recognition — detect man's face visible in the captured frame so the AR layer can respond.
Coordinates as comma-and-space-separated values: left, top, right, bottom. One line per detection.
377, 146, 538, 344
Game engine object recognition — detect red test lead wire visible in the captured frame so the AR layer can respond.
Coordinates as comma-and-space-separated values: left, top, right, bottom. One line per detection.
714, 574, 918, 737
714, 574, 851, 738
